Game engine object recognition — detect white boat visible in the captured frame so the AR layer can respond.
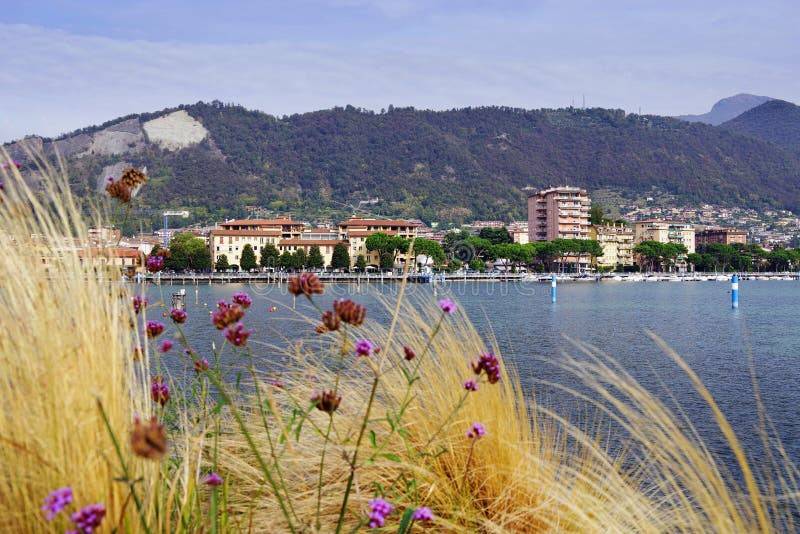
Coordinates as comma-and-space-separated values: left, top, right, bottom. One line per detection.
612, 275, 623, 281
715, 275, 729, 282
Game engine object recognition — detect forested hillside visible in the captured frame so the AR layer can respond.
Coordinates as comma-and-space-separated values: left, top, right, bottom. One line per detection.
721, 100, 800, 152
8, 101, 800, 226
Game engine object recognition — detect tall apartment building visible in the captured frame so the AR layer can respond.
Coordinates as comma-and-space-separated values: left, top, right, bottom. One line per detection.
696, 227, 747, 246
632, 220, 695, 253
527, 187, 591, 242
338, 218, 421, 267
209, 217, 304, 266
589, 223, 634, 268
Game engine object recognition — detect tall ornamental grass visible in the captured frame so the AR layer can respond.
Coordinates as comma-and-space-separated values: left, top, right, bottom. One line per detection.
1, 154, 798, 532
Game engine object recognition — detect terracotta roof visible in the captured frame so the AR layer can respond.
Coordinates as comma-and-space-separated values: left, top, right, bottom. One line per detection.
78, 247, 143, 258
279, 239, 347, 246
339, 218, 421, 227
220, 218, 299, 226
347, 230, 397, 237
210, 229, 282, 237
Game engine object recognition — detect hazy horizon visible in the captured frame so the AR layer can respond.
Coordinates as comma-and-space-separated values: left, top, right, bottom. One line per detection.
2, 0, 799, 142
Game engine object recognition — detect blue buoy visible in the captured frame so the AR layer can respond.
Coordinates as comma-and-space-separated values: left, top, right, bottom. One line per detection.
731, 274, 739, 309
551, 274, 557, 303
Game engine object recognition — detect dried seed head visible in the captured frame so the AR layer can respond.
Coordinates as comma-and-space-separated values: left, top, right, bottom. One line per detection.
288, 273, 324, 297
311, 390, 342, 414
333, 299, 366, 326
130, 416, 168, 460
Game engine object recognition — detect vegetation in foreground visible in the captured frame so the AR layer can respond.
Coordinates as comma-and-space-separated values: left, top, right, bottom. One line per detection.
2, 158, 800, 533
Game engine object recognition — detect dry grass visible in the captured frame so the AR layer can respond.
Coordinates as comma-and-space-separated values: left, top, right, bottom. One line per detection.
1, 156, 799, 532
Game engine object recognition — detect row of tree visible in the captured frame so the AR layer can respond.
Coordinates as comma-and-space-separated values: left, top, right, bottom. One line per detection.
688, 243, 800, 272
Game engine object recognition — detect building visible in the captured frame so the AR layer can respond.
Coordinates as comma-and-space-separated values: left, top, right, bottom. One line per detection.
209, 217, 304, 267
508, 221, 529, 244
696, 227, 747, 246
632, 220, 695, 253
527, 187, 591, 242
77, 247, 144, 276
338, 218, 421, 267
88, 227, 121, 245
589, 223, 634, 268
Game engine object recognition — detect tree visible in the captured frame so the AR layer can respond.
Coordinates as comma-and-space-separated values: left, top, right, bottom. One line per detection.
278, 251, 294, 270
166, 232, 212, 272
214, 254, 230, 272
294, 249, 308, 270
410, 238, 446, 268
331, 243, 351, 270
589, 204, 605, 225
365, 232, 409, 270
307, 246, 325, 269
355, 254, 367, 272
468, 258, 485, 272
259, 244, 279, 269
478, 227, 512, 245
240, 244, 257, 271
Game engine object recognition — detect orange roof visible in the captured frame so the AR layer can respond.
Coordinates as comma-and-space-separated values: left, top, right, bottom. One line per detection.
211, 229, 282, 237
339, 218, 421, 227
347, 230, 398, 237
78, 247, 143, 258
279, 239, 347, 246
220, 217, 298, 226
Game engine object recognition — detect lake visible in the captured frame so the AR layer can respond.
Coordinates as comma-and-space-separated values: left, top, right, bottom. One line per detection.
146, 279, 800, 469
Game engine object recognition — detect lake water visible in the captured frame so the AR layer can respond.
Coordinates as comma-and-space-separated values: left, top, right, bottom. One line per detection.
147, 280, 800, 469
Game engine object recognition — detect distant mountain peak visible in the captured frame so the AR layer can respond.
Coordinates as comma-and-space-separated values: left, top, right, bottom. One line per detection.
677, 93, 774, 125
720, 99, 800, 151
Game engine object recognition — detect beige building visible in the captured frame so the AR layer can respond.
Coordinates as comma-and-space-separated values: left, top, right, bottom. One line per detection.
696, 227, 747, 246
633, 220, 695, 253
338, 218, 421, 267
277, 238, 346, 266
209, 217, 304, 266
508, 221, 530, 244
589, 223, 634, 268
528, 187, 591, 242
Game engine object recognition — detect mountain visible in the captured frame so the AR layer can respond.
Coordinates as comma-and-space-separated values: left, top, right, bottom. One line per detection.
720, 100, 800, 152
6, 101, 800, 228
677, 93, 774, 125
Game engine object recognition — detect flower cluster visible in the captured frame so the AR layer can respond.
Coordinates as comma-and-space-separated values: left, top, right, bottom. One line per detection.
146, 320, 165, 338
288, 273, 324, 298
311, 390, 342, 414
403, 346, 416, 361
42, 487, 73, 521
146, 254, 165, 273
211, 300, 245, 330
466, 422, 486, 440
355, 339, 375, 357
224, 322, 252, 347
367, 498, 394, 529
68, 503, 106, 533
438, 298, 457, 314
194, 357, 209, 373
105, 167, 147, 203
412, 507, 434, 522
463, 379, 478, 392
315, 298, 366, 333
151, 376, 170, 406
169, 308, 187, 324
158, 339, 173, 353
132, 295, 147, 314
130, 416, 168, 460
232, 291, 252, 308
471, 351, 501, 384
204, 472, 223, 487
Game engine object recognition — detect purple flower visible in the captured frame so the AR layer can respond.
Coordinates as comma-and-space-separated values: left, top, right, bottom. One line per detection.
158, 339, 173, 353
151, 376, 170, 406
169, 308, 187, 324
466, 422, 486, 440
146, 320, 165, 338
438, 298, 456, 314
471, 352, 501, 384
355, 339, 374, 357
42, 486, 73, 520
204, 472, 223, 486
70, 503, 106, 533
412, 506, 434, 522
232, 291, 252, 309
463, 379, 478, 392
224, 322, 252, 347
132, 295, 147, 315
146, 255, 165, 273
194, 358, 209, 373
367, 498, 394, 529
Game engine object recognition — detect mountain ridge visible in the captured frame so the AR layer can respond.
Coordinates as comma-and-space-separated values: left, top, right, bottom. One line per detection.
6, 101, 800, 227
677, 93, 774, 125
720, 99, 800, 152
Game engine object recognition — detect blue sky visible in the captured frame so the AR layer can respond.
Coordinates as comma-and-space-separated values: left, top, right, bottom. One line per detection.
1, 0, 798, 142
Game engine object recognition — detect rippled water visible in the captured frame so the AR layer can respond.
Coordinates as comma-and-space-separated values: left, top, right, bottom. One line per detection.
146, 279, 800, 467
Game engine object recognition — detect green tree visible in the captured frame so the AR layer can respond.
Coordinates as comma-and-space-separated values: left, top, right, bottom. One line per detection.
589, 204, 605, 225
240, 244, 257, 271
355, 254, 367, 272
166, 232, 212, 271
294, 249, 308, 270
410, 238, 446, 268
259, 243, 280, 269
214, 254, 230, 272
468, 258, 485, 272
365, 232, 409, 270
478, 227, 512, 245
278, 251, 294, 270
307, 245, 325, 269
331, 243, 351, 270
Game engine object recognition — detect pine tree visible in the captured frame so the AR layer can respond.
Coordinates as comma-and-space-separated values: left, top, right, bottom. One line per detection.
308, 245, 324, 269
214, 254, 230, 272
355, 254, 367, 272
331, 243, 351, 270
259, 244, 280, 269
240, 244, 257, 271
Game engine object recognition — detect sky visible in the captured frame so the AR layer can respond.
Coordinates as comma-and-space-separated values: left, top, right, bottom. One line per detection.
1, 0, 799, 142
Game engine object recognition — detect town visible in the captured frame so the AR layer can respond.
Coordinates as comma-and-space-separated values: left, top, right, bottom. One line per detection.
77, 185, 800, 278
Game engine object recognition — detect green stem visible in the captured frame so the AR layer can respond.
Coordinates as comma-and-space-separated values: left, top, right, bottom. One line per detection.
96, 399, 152, 534
335, 375, 380, 534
